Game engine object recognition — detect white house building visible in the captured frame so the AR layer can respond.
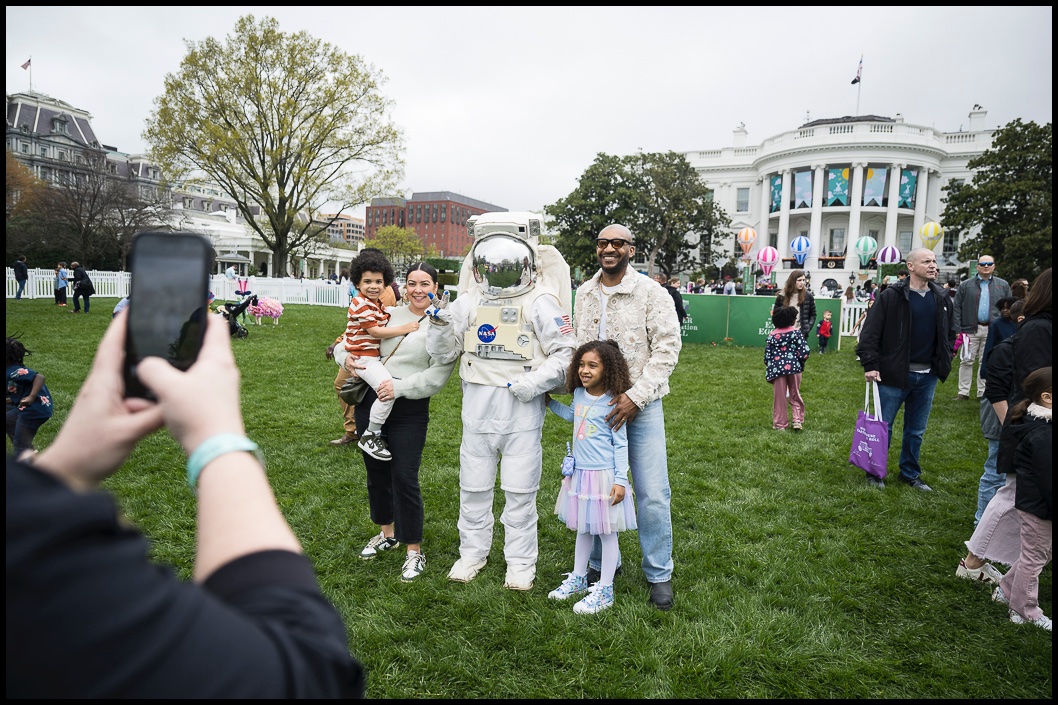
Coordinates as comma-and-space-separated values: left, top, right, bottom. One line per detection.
685, 106, 994, 290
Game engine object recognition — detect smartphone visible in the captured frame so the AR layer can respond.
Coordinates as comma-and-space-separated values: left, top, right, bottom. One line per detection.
123, 232, 213, 400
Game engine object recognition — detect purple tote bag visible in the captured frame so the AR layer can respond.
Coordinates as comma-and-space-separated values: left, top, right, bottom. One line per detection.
848, 381, 889, 479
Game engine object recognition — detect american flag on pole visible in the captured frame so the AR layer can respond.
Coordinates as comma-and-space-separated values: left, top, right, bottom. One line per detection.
21, 59, 31, 70
554, 314, 574, 336
851, 56, 862, 85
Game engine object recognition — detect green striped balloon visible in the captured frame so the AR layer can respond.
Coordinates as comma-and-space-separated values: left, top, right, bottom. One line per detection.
855, 235, 878, 268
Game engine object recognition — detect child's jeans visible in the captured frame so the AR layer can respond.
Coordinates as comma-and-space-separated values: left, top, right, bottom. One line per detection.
998, 510, 1052, 621
6, 409, 47, 459
772, 373, 804, 429
819, 335, 830, 353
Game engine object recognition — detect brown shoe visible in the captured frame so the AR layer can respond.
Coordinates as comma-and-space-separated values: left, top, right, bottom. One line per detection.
329, 432, 359, 446
956, 394, 969, 401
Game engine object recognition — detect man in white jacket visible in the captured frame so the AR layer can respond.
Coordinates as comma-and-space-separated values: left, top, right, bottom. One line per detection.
573, 223, 682, 610
426, 213, 576, 590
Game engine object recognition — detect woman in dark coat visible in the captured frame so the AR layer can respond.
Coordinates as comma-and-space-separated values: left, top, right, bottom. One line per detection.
773, 269, 817, 338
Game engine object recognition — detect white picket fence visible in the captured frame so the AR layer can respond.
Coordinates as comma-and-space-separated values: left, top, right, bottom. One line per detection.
6, 267, 350, 308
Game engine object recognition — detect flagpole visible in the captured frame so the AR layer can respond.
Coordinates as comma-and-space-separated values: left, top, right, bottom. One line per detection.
856, 81, 860, 116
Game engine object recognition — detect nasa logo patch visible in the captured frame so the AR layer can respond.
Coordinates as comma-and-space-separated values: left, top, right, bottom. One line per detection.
477, 324, 497, 343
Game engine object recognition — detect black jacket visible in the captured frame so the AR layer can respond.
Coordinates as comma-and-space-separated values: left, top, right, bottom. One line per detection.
72, 266, 95, 296
997, 408, 1051, 520
664, 284, 686, 323
1011, 313, 1052, 406
774, 292, 817, 338
14, 260, 29, 280
856, 279, 956, 387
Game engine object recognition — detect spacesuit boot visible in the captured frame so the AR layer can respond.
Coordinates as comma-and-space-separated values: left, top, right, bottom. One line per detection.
500, 489, 538, 591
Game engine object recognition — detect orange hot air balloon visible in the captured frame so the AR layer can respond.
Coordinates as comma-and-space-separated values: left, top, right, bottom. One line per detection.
737, 227, 757, 257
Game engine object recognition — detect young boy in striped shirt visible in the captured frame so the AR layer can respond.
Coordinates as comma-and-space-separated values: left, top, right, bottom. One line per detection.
343, 253, 418, 460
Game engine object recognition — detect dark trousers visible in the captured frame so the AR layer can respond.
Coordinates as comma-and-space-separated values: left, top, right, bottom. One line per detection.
6, 409, 47, 459
73, 291, 91, 313
354, 392, 429, 545
819, 335, 830, 353
55, 288, 67, 304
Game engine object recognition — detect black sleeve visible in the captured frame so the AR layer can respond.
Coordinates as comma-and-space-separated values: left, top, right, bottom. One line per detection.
5, 457, 364, 699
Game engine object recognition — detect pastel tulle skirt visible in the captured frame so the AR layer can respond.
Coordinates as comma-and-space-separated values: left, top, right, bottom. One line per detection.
554, 467, 637, 535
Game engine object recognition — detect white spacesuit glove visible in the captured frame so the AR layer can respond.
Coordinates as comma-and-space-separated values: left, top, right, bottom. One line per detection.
427, 306, 454, 326
507, 378, 535, 403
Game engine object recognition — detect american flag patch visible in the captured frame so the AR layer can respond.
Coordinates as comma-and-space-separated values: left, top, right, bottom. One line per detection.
554, 315, 574, 335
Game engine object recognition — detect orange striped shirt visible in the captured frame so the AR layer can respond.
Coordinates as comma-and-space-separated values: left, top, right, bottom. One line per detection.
343, 295, 389, 357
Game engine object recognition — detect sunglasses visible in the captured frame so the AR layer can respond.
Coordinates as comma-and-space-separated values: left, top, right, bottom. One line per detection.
596, 238, 633, 249
978, 262, 995, 267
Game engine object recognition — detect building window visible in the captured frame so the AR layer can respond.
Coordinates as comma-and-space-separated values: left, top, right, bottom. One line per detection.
898, 230, 912, 253
416, 206, 422, 223
942, 233, 959, 265
184, 197, 193, 209
736, 187, 749, 213
21, 143, 29, 154
828, 228, 845, 256
39, 147, 47, 157
441, 205, 447, 222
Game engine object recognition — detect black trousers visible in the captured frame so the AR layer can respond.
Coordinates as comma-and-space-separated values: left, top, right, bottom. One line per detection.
354, 391, 429, 545
73, 292, 91, 313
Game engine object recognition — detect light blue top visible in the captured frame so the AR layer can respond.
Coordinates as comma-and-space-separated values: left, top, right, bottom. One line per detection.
548, 387, 629, 488
977, 276, 990, 324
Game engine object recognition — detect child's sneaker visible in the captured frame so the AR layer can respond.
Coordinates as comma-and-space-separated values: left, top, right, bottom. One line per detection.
573, 583, 615, 614
359, 531, 399, 559
358, 431, 392, 461
1009, 609, 1052, 631
992, 585, 1010, 605
547, 573, 589, 601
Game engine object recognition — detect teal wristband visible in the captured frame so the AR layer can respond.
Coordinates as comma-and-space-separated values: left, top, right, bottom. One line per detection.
186, 433, 264, 489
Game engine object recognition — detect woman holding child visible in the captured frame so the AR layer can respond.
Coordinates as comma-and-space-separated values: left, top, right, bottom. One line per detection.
334, 260, 456, 583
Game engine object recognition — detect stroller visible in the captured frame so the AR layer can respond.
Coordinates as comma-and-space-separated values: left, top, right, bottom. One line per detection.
220, 293, 258, 339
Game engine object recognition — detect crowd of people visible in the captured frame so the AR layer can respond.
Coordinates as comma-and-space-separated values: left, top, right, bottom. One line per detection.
6, 233, 1051, 697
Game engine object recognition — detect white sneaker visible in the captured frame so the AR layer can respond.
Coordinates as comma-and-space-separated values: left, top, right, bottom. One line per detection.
400, 551, 426, 582
448, 557, 487, 583
955, 559, 1004, 584
1009, 609, 1052, 631
357, 431, 392, 461
503, 564, 536, 591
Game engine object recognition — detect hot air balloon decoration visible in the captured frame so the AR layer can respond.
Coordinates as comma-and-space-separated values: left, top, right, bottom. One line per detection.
757, 246, 779, 277
790, 235, 812, 266
737, 227, 757, 259
876, 245, 902, 265
920, 221, 943, 250
855, 235, 879, 269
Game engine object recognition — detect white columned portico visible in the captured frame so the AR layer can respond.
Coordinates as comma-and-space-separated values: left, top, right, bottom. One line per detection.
777, 169, 792, 256
809, 163, 825, 270
845, 163, 866, 270
884, 163, 904, 249
758, 173, 772, 239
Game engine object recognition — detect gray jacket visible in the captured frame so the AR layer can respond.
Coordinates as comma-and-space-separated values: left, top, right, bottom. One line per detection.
952, 275, 1011, 333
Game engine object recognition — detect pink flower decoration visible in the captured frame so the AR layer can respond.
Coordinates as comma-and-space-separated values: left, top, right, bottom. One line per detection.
248, 296, 284, 319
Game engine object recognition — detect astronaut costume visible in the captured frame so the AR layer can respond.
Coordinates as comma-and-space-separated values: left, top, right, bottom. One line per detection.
426, 212, 576, 590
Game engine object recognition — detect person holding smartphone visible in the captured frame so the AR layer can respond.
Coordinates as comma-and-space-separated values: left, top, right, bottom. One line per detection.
6, 313, 365, 698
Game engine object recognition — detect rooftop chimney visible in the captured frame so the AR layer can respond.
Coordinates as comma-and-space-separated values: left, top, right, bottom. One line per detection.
733, 122, 748, 148
967, 105, 987, 131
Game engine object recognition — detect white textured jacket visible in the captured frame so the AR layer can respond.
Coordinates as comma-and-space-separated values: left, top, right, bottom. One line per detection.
574, 268, 682, 409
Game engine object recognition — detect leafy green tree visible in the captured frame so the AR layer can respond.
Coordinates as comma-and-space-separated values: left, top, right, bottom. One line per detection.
365, 225, 437, 271
547, 151, 729, 279
144, 14, 404, 277
942, 119, 1052, 280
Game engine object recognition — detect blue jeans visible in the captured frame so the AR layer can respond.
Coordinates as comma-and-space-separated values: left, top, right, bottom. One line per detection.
589, 399, 674, 584
975, 438, 1003, 526
15, 279, 27, 299
877, 371, 939, 483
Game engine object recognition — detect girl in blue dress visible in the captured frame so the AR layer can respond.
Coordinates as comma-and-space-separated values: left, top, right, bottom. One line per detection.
545, 339, 636, 615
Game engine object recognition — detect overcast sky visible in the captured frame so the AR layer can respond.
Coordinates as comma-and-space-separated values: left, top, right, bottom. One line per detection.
7, 7, 1052, 217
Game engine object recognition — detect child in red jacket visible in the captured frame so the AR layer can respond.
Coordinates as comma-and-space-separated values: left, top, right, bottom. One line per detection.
816, 309, 833, 354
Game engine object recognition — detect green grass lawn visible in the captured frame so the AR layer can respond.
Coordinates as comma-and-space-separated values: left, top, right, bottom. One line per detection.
6, 298, 1051, 698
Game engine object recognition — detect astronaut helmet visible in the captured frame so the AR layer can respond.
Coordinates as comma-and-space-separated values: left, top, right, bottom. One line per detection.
468, 213, 542, 299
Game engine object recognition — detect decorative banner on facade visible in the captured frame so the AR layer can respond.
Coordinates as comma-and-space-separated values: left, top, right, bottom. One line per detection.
770, 175, 782, 212
827, 168, 849, 206
898, 168, 917, 208
793, 171, 812, 209
862, 167, 887, 207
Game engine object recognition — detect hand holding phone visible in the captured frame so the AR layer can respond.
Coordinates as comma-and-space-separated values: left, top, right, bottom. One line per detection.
123, 232, 213, 399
